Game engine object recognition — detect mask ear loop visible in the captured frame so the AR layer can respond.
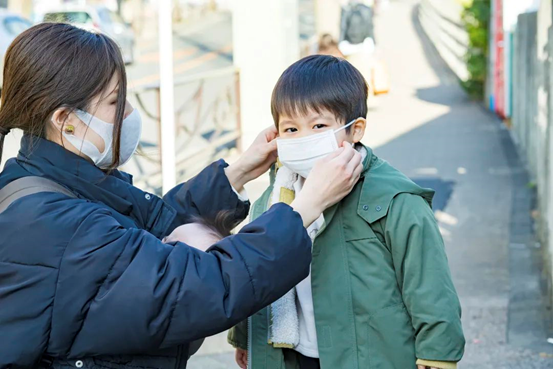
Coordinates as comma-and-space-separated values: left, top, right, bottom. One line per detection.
333, 118, 359, 148
335, 118, 359, 133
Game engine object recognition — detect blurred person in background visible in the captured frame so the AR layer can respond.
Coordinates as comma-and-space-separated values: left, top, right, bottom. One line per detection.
317, 33, 344, 58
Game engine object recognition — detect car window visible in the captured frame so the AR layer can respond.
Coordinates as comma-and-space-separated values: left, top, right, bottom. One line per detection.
43, 12, 93, 25
3, 17, 32, 36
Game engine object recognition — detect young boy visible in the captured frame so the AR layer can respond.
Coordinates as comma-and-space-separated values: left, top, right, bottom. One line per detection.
228, 55, 465, 369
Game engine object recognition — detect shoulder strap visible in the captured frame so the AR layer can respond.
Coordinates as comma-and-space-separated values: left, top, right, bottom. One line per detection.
0, 176, 77, 215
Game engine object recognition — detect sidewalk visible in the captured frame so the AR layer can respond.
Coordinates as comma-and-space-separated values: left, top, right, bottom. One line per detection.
189, 0, 553, 368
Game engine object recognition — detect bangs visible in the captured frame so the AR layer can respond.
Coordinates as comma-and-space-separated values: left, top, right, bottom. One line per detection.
76, 31, 128, 170
271, 55, 368, 126
86, 34, 127, 110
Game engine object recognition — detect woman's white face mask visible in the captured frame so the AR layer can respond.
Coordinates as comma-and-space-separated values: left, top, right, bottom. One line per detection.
276, 119, 356, 178
63, 109, 142, 169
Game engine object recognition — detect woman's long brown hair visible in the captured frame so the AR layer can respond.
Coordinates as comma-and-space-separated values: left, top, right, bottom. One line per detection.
0, 22, 127, 169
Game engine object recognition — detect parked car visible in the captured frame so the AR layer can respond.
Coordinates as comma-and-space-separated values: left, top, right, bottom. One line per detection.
41, 5, 135, 65
0, 10, 33, 94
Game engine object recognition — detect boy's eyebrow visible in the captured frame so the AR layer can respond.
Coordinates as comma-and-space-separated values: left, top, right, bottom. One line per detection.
308, 114, 334, 123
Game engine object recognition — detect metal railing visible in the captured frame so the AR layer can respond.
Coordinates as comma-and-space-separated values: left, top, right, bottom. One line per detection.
127, 66, 241, 195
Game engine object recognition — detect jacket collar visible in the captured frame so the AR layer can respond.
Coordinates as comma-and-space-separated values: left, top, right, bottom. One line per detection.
12, 136, 174, 236
317, 144, 374, 234
357, 146, 435, 224
267, 143, 433, 229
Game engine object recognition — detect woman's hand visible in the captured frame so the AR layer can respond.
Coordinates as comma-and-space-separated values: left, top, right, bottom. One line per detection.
291, 143, 363, 227
225, 126, 278, 192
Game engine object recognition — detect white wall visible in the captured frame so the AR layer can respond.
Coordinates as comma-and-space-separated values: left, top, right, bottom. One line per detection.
232, 0, 300, 147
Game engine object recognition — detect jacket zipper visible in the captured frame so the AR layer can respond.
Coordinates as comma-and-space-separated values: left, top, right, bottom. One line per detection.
247, 316, 252, 368
175, 345, 183, 369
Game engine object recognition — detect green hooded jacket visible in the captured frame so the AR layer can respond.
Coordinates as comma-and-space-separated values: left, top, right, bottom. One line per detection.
228, 146, 465, 369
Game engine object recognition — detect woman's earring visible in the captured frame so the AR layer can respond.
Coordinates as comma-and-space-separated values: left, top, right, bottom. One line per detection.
64, 125, 75, 135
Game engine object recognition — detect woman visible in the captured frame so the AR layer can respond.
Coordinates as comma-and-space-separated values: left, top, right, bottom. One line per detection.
0, 24, 363, 368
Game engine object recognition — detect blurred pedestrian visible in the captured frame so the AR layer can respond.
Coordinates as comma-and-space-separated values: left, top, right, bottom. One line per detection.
317, 33, 344, 58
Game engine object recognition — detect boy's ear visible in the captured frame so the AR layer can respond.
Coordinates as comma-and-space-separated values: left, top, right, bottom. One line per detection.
352, 118, 367, 143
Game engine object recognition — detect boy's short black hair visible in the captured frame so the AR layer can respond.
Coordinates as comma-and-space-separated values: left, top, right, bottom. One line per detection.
271, 55, 368, 128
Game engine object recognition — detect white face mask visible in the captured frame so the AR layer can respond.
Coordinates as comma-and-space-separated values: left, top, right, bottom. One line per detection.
63, 109, 142, 169
277, 119, 357, 178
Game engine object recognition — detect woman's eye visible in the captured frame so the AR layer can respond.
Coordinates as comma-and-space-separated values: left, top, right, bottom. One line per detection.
284, 128, 297, 133
313, 124, 326, 129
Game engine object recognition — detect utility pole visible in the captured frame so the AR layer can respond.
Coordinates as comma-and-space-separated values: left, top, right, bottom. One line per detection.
159, 0, 176, 193
314, 0, 342, 41
7, 0, 32, 17
233, 0, 300, 147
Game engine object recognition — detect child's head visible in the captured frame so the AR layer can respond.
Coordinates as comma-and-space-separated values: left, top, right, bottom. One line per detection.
271, 55, 368, 146
163, 211, 237, 252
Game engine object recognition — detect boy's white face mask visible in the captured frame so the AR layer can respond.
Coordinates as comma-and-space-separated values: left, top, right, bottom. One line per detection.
277, 119, 357, 178
63, 109, 142, 169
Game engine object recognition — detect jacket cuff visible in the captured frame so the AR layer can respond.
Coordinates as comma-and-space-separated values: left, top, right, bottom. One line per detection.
230, 184, 249, 202
416, 359, 457, 369
227, 336, 247, 351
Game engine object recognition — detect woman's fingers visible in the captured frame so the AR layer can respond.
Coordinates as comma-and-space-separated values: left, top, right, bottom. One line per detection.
350, 159, 364, 185
263, 125, 278, 142
264, 138, 278, 153
345, 150, 362, 175
331, 143, 356, 166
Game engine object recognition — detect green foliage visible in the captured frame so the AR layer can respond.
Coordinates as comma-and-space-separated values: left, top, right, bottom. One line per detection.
461, 0, 491, 99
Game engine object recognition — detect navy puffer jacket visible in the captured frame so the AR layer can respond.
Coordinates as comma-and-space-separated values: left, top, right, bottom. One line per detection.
0, 136, 312, 368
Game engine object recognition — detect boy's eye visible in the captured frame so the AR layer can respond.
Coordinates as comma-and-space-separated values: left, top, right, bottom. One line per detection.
313, 124, 327, 129
284, 128, 297, 133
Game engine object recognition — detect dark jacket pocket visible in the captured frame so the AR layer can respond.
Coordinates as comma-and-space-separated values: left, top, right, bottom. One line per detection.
368, 303, 417, 369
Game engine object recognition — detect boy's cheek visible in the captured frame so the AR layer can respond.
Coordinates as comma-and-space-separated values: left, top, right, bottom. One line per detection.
337, 136, 355, 147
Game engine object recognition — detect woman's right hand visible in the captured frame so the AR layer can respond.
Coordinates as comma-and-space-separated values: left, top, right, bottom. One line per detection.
291, 143, 363, 227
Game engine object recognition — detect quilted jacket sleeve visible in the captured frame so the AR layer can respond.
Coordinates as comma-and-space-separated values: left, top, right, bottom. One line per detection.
60, 203, 311, 357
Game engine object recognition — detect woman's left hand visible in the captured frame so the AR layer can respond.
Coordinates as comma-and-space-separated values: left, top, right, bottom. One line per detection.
225, 126, 278, 191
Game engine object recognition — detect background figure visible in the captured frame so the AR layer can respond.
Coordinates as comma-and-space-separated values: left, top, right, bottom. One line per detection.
340, 1, 375, 45
317, 33, 344, 58
338, 0, 389, 99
